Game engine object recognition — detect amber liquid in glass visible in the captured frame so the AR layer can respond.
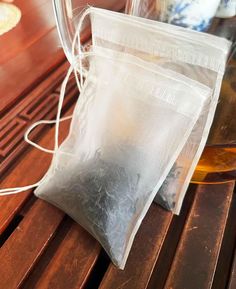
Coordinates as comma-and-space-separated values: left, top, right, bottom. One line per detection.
192, 147, 236, 183
192, 32, 236, 184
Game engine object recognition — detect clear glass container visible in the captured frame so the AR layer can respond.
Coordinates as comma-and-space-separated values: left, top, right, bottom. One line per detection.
52, 0, 126, 63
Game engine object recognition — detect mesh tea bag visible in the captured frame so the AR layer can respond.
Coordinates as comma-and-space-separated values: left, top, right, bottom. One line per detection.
34, 46, 210, 268
87, 7, 231, 213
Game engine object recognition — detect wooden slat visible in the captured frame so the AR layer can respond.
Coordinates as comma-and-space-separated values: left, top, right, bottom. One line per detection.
0, 199, 64, 289
99, 205, 173, 289
0, 107, 73, 234
0, 61, 69, 125
0, 28, 64, 114
28, 223, 100, 289
0, 118, 27, 158
211, 189, 236, 289
163, 182, 235, 289
228, 250, 236, 289
0, 0, 65, 115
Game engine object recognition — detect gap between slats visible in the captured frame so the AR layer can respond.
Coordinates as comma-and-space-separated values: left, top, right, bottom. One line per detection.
22, 217, 101, 289
212, 185, 236, 289
228, 246, 236, 289
147, 185, 198, 289
0, 199, 64, 289
162, 182, 235, 289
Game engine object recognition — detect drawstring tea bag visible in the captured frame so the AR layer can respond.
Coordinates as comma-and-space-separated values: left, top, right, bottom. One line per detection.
34, 46, 210, 268
0, 7, 212, 268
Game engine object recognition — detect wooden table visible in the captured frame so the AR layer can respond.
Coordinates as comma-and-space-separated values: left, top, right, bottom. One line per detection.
0, 1, 236, 288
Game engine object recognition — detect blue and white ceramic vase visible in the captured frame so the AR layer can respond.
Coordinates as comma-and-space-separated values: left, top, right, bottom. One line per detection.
216, 0, 236, 18
158, 0, 221, 31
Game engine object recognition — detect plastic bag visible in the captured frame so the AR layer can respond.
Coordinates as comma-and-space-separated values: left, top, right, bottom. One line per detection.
35, 41, 210, 268
89, 7, 231, 213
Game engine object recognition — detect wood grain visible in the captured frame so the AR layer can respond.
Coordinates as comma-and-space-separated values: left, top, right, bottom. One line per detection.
228, 250, 236, 289
0, 0, 56, 65
0, 28, 64, 115
211, 190, 236, 289
0, 61, 69, 125
0, 199, 64, 289
99, 205, 173, 289
30, 223, 100, 289
0, 118, 27, 158
163, 182, 235, 289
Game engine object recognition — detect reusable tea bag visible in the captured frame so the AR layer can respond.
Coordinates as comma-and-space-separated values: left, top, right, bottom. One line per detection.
34, 44, 210, 269
87, 7, 231, 213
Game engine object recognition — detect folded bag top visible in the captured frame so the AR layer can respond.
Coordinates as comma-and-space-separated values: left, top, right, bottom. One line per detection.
89, 6, 231, 73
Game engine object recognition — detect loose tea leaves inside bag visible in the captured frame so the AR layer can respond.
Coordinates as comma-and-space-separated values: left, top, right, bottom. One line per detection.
88, 7, 231, 213
35, 46, 210, 269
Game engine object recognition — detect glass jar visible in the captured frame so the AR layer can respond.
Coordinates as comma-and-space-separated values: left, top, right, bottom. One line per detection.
52, 0, 126, 63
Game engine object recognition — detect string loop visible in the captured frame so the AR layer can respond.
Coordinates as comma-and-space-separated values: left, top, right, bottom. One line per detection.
0, 7, 92, 196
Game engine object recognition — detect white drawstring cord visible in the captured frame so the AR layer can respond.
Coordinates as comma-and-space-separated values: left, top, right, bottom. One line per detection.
72, 7, 92, 88
24, 115, 73, 154
0, 181, 44, 196
0, 7, 91, 196
0, 65, 74, 196
54, 65, 74, 152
